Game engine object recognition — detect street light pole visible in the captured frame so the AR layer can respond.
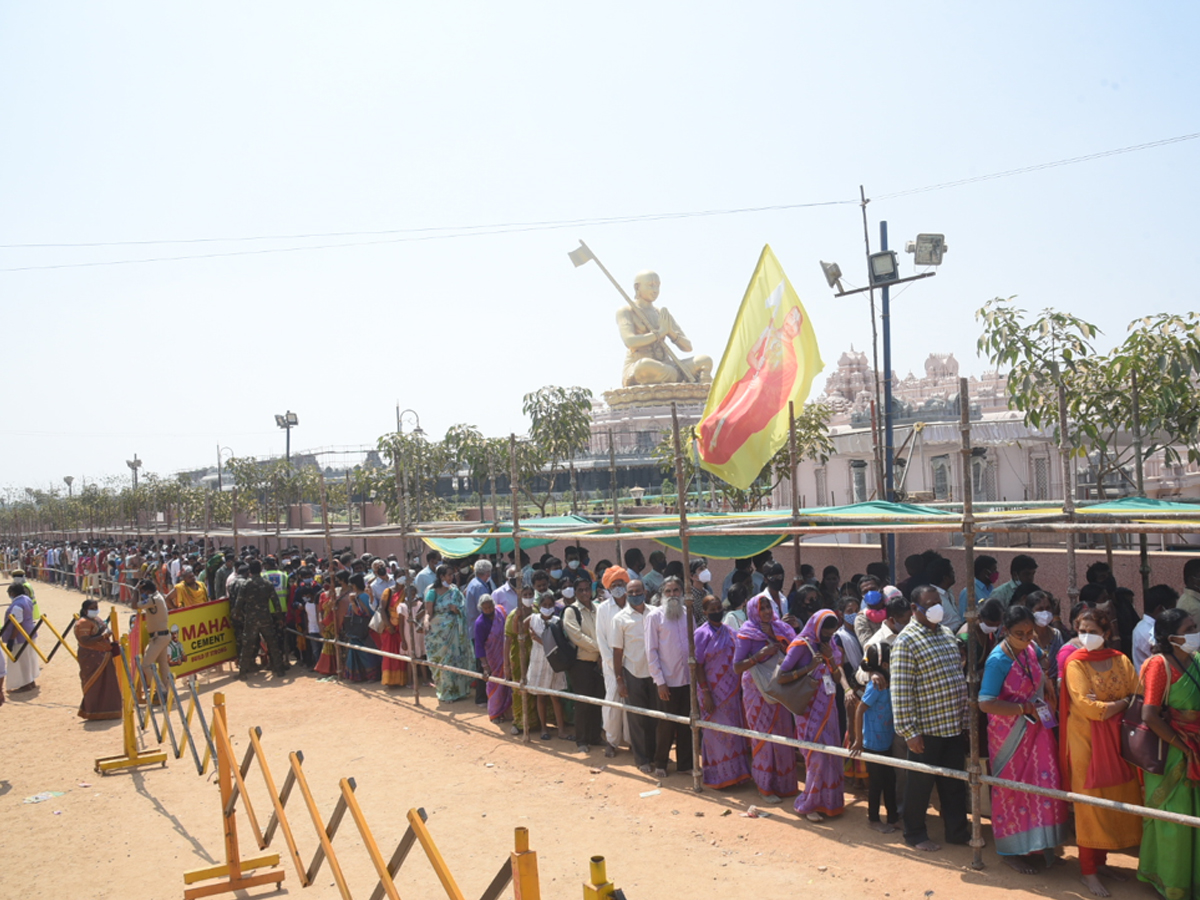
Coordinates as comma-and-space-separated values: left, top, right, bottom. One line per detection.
880, 221, 897, 582
274, 412, 299, 466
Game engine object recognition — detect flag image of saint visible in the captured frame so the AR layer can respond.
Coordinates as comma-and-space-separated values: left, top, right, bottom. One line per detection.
696, 245, 823, 490
698, 304, 804, 465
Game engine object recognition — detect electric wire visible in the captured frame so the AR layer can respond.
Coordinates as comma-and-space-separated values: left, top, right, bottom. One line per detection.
2, 129, 1196, 273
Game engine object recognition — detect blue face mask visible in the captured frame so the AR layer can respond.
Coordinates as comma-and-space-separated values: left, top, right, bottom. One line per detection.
844, 613, 857, 626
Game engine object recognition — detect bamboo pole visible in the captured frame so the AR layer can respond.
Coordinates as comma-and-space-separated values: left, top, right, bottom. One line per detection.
511, 434, 530, 744
959, 378, 985, 870
232, 489, 240, 557
671, 403, 703, 795
608, 429, 621, 562
788, 401, 802, 580
1132, 370, 1152, 596
1058, 383, 1079, 602
318, 472, 343, 678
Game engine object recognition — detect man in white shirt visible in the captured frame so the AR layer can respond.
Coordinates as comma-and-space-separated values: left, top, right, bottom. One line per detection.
491, 565, 521, 617
1134, 584, 1179, 671
929, 557, 964, 633
1177, 560, 1200, 623
611, 577, 656, 773
595, 567, 630, 757
644, 577, 693, 778
857, 595, 912, 685
414, 550, 442, 597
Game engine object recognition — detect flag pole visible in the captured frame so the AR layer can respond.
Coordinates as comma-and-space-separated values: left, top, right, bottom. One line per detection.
572, 240, 697, 384
671, 403, 704, 795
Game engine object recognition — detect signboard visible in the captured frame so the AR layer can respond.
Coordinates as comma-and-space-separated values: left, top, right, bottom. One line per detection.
134, 598, 237, 678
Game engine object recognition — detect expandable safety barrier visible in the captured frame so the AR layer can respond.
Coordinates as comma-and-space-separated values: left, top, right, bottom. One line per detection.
185, 691, 544, 900
1, 611, 79, 667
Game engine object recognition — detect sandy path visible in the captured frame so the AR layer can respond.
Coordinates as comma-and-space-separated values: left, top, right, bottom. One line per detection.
2, 581, 1140, 899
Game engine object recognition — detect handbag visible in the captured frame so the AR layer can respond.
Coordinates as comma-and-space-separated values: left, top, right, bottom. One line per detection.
1120, 658, 1179, 776
368, 607, 387, 634
749, 654, 820, 717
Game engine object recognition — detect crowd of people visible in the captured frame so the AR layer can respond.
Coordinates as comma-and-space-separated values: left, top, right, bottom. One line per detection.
8, 538, 1200, 897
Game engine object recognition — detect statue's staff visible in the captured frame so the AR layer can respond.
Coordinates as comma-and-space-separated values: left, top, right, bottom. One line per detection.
569, 240, 698, 384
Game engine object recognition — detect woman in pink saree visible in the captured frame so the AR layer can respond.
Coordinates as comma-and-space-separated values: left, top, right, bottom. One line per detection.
734, 594, 798, 801
978, 604, 1069, 874
780, 609, 848, 821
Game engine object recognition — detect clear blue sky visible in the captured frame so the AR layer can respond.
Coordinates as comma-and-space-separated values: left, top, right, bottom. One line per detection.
3, 3, 1197, 491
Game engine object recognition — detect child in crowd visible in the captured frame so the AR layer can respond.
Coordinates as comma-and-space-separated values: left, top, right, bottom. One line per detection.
852, 643, 898, 833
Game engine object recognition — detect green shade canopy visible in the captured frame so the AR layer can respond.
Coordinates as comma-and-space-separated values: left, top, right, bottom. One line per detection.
421, 515, 597, 558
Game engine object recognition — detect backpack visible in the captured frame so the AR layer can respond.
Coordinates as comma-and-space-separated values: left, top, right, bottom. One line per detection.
541, 606, 579, 673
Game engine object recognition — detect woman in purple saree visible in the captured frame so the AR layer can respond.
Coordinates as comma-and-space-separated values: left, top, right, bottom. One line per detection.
694, 596, 751, 789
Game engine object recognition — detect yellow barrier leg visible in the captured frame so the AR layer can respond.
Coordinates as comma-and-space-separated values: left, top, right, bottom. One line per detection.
342, 778, 402, 900
182, 693, 283, 899
8, 616, 48, 663
511, 826, 541, 900
94, 633, 167, 774
247, 727, 309, 886
407, 807, 467, 900
37, 614, 78, 662
583, 855, 615, 900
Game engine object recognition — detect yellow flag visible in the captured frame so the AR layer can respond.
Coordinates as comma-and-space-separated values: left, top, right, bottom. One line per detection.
696, 245, 823, 489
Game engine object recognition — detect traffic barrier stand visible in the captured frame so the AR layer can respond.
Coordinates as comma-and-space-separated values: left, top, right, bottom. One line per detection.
94, 609, 168, 775
183, 690, 543, 900
583, 856, 626, 900
183, 692, 285, 899
6, 613, 49, 665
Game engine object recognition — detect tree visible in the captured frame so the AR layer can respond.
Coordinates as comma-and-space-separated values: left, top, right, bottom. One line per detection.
654, 402, 833, 512
522, 385, 594, 515
376, 430, 453, 524
977, 300, 1200, 491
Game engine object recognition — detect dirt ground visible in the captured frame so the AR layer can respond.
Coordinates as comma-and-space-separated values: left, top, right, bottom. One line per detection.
2, 581, 1150, 900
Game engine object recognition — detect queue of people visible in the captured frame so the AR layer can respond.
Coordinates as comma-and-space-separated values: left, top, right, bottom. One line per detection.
9, 538, 1200, 897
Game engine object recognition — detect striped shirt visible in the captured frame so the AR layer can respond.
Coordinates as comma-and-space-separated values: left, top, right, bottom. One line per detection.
891, 619, 968, 741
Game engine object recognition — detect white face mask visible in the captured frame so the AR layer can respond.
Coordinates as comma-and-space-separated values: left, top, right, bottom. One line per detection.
1078, 632, 1105, 651
540, 607, 555, 618
979, 622, 999, 635
550, 568, 563, 580
922, 603, 945, 625
610, 586, 627, 600
1177, 633, 1200, 654
87, 608, 102, 619
561, 587, 575, 599
1034, 610, 1054, 627
397, 575, 407, 586
697, 568, 712, 583
521, 596, 534, 608
568, 560, 580, 570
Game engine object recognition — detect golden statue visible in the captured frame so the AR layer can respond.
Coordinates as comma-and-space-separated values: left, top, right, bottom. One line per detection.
617, 270, 713, 386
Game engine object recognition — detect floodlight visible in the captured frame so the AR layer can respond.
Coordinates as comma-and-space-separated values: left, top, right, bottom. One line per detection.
285, 411, 299, 426
905, 233, 948, 266
868, 251, 899, 286
820, 260, 844, 291
275, 414, 286, 428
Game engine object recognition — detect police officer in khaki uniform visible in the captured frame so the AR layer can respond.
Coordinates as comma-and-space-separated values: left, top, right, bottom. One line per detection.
137, 578, 172, 696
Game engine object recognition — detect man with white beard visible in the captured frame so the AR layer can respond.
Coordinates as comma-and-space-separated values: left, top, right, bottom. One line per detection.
644, 576, 693, 778
595, 567, 631, 758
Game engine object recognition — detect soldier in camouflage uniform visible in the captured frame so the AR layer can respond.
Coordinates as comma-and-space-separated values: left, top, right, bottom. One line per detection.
236, 559, 285, 677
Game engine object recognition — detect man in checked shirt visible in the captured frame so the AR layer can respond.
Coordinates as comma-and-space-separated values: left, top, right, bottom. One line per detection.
891, 584, 970, 852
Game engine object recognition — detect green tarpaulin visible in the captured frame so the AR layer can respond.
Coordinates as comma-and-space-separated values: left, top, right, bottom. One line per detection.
421, 515, 597, 558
